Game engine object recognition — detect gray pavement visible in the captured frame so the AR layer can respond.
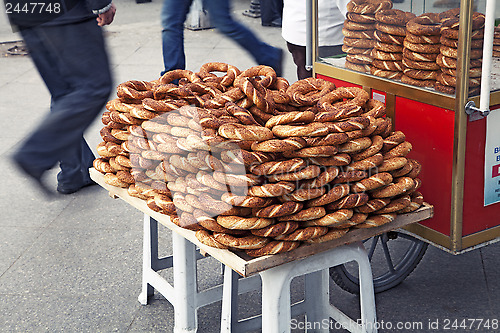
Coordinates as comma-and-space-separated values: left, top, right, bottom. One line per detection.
1, 1, 499, 332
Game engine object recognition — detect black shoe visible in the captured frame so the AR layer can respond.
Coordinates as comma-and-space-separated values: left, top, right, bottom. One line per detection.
262, 17, 282, 27
12, 155, 54, 197
57, 179, 97, 194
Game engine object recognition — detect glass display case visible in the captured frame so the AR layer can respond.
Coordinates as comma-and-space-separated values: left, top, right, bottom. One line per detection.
310, 0, 500, 253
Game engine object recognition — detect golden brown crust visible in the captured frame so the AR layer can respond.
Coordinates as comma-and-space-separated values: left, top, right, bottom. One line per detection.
274, 226, 329, 241
346, 153, 384, 171
345, 59, 372, 73
283, 145, 338, 158
245, 240, 300, 257
305, 209, 353, 227
375, 194, 411, 213
218, 123, 274, 142
104, 172, 129, 188
440, 45, 483, 60
307, 154, 352, 166
342, 28, 375, 39
440, 26, 484, 40
383, 141, 412, 159
300, 166, 340, 189
221, 193, 273, 208
195, 230, 229, 249
116, 80, 154, 101
326, 193, 370, 210
375, 9, 415, 26
265, 111, 315, 128
345, 19, 376, 31
248, 181, 296, 197
346, 0, 393, 14
277, 206, 327, 222
250, 221, 299, 238
370, 67, 404, 80
93, 157, 115, 173
216, 215, 274, 230
406, 13, 441, 36
351, 135, 384, 161
371, 49, 403, 61
272, 122, 329, 138
405, 33, 440, 44
375, 23, 407, 37
355, 213, 396, 228
437, 72, 481, 88
304, 228, 349, 243
213, 233, 270, 250
370, 176, 415, 198
372, 59, 404, 72
346, 53, 373, 65
281, 187, 326, 202
249, 158, 306, 176
267, 165, 321, 182
344, 37, 377, 49
351, 172, 393, 192
286, 78, 336, 106
440, 36, 483, 49
255, 201, 303, 218
346, 12, 376, 23
356, 198, 391, 213
307, 183, 351, 207
377, 157, 408, 172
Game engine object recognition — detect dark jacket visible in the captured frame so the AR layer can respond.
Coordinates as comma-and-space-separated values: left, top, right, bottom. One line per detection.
5, 0, 111, 29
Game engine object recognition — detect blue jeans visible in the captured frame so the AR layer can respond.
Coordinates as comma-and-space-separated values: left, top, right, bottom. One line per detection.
15, 19, 112, 188
161, 0, 282, 75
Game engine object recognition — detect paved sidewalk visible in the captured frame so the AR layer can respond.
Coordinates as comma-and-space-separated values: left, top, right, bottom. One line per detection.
0, 1, 499, 332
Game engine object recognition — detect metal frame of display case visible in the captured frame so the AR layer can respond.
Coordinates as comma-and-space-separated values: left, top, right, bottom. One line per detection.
310, 0, 500, 254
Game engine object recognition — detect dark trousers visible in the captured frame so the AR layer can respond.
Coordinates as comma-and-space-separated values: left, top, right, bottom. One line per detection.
287, 42, 343, 80
260, 0, 282, 26
161, 0, 282, 75
16, 19, 112, 187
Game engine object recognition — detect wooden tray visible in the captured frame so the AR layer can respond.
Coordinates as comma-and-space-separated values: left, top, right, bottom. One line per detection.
90, 168, 434, 277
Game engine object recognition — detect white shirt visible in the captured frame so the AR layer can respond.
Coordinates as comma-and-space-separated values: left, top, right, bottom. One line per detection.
282, 0, 349, 47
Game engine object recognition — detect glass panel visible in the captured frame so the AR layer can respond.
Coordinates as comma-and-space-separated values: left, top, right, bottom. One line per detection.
314, 0, 500, 95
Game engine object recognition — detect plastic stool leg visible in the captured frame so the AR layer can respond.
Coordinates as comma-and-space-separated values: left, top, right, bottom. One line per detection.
304, 270, 330, 333
260, 265, 294, 333
138, 215, 155, 305
172, 232, 198, 333
221, 265, 239, 333
356, 246, 377, 333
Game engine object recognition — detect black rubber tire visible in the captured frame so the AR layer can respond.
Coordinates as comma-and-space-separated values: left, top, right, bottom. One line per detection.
330, 231, 428, 294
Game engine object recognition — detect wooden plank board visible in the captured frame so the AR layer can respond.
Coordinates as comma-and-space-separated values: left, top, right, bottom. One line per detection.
90, 168, 434, 277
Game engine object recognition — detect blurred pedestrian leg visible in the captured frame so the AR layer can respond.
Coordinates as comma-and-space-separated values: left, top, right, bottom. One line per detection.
13, 19, 112, 194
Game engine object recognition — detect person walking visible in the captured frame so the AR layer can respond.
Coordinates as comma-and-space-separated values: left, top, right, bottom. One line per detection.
161, 0, 283, 76
282, 0, 348, 80
6, 0, 116, 195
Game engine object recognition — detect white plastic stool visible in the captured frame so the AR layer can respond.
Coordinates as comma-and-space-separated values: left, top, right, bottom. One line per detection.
138, 215, 261, 333
221, 241, 377, 333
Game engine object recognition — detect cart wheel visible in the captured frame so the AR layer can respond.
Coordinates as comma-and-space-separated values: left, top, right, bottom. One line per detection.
330, 231, 428, 294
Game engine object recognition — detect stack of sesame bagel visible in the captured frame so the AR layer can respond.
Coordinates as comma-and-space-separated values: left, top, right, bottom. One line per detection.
342, 0, 393, 73
495, 26, 500, 58
401, 13, 442, 88
435, 8, 485, 94
94, 62, 425, 257
371, 9, 415, 80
